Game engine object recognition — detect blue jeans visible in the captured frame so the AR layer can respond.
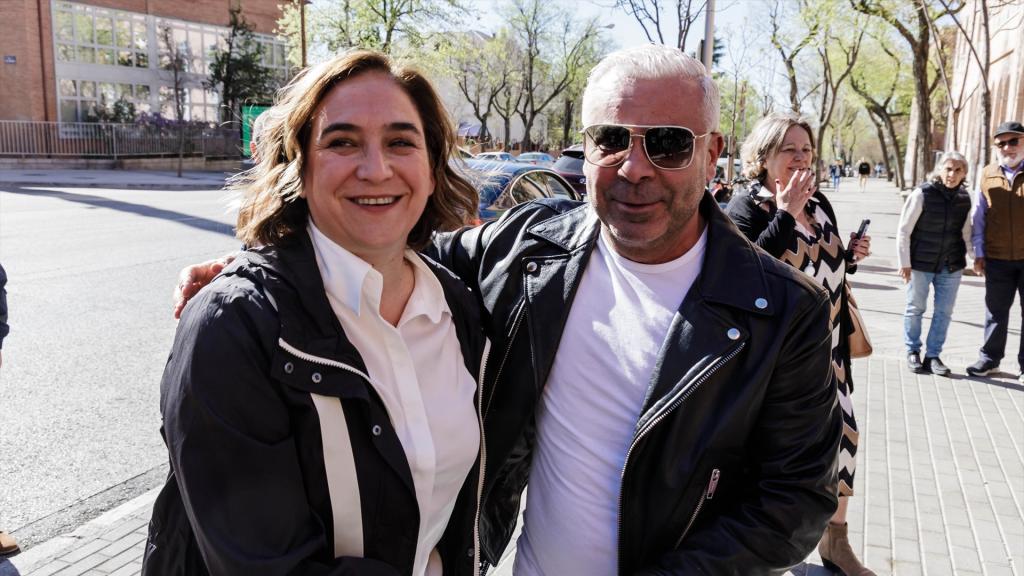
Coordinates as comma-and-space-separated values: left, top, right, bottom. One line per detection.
904, 268, 963, 357
980, 258, 1024, 366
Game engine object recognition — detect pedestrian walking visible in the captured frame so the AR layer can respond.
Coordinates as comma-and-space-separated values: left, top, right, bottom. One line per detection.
830, 160, 842, 190
725, 111, 875, 576
177, 44, 842, 574
857, 158, 871, 192
874, 161, 884, 178
967, 121, 1024, 381
0, 263, 19, 562
897, 151, 973, 376
144, 51, 485, 575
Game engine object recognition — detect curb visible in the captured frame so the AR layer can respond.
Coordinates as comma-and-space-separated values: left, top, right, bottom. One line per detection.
9, 488, 159, 574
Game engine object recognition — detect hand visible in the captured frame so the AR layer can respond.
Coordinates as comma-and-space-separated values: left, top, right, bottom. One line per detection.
775, 168, 816, 217
847, 233, 871, 263
173, 253, 238, 319
899, 267, 911, 283
974, 257, 985, 276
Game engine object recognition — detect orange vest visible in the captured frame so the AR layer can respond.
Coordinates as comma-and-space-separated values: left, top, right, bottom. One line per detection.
981, 163, 1024, 260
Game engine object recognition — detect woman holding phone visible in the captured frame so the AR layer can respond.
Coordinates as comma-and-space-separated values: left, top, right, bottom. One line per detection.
724, 111, 874, 576
143, 50, 485, 576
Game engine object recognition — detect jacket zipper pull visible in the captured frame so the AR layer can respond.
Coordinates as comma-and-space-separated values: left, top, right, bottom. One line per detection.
706, 468, 721, 500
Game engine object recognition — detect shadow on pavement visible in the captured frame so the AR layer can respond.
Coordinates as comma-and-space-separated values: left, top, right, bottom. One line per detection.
3, 186, 234, 237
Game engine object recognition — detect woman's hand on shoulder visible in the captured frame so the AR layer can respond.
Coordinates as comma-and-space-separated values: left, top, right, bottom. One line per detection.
775, 168, 815, 217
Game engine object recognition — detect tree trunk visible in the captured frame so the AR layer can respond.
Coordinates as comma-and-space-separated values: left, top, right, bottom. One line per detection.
867, 109, 891, 187
785, 59, 800, 113
177, 123, 185, 178
979, 0, 992, 166
909, 15, 933, 185
882, 111, 905, 190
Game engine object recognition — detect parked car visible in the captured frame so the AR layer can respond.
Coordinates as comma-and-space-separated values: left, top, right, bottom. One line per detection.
475, 151, 516, 162
456, 147, 475, 159
516, 152, 555, 167
461, 159, 581, 222
552, 145, 587, 197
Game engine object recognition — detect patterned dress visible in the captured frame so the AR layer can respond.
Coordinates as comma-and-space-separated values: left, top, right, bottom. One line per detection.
778, 198, 858, 497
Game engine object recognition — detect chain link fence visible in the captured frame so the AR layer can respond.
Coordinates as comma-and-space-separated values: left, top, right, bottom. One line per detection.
0, 121, 242, 159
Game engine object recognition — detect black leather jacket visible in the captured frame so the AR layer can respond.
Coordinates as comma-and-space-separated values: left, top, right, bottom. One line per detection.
433, 193, 842, 575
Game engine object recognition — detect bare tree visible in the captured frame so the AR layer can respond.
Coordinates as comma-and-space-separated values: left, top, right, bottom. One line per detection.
767, 0, 822, 113
849, 0, 962, 185
613, 0, 708, 50
509, 0, 601, 150
812, 18, 864, 176
849, 32, 908, 188
159, 26, 189, 178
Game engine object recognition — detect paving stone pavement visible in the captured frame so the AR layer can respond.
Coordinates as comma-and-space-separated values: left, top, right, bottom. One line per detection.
8, 176, 1023, 575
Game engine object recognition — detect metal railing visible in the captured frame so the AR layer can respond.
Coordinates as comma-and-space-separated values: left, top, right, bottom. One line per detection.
0, 121, 242, 159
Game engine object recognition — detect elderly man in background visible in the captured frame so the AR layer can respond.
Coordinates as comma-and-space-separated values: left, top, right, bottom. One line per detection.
967, 121, 1024, 382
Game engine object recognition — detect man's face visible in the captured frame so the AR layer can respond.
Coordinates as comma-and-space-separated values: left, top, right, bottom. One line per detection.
582, 74, 723, 264
995, 133, 1023, 168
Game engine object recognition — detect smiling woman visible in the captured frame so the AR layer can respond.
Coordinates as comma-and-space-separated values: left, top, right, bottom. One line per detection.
143, 51, 487, 576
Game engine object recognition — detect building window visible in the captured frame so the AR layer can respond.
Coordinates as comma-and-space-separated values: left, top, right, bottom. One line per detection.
54, 2, 148, 69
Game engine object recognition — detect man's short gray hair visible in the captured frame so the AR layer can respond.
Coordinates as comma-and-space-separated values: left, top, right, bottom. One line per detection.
582, 44, 720, 131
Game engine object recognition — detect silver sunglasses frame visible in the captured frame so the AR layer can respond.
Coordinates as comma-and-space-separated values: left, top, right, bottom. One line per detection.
580, 124, 710, 171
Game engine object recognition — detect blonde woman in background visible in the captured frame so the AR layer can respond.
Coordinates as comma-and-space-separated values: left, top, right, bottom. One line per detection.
724, 111, 874, 576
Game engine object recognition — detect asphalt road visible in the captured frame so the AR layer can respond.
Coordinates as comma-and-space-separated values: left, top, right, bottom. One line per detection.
0, 183, 240, 547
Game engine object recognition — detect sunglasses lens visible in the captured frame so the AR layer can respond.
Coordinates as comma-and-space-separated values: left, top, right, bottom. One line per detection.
645, 127, 695, 169
585, 125, 632, 166
997, 137, 1020, 148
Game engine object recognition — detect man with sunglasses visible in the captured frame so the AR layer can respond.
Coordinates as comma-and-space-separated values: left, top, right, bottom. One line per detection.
967, 121, 1024, 381
174, 44, 840, 574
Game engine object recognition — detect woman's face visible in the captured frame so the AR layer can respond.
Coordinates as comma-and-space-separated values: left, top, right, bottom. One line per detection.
939, 159, 966, 188
764, 125, 814, 186
302, 71, 434, 262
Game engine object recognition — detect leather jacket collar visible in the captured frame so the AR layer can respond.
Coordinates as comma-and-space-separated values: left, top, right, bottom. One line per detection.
524, 193, 776, 316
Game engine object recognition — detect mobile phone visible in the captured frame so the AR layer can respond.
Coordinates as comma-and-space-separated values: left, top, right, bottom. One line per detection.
854, 219, 871, 239
847, 219, 870, 261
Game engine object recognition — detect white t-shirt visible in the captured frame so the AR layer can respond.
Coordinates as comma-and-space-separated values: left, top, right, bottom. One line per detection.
514, 225, 708, 576
309, 222, 479, 576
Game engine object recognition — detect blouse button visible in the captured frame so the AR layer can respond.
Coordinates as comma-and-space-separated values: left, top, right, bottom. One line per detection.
283, 362, 294, 374
311, 372, 322, 383
371, 425, 382, 437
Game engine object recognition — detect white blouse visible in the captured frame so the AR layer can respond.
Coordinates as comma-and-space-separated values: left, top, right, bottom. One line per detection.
309, 222, 480, 576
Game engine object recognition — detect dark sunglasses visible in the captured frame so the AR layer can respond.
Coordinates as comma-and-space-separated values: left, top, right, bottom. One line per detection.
581, 124, 709, 170
995, 137, 1020, 149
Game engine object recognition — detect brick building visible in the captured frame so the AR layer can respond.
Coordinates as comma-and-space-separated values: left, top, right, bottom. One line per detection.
0, 0, 288, 123
945, 0, 1024, 179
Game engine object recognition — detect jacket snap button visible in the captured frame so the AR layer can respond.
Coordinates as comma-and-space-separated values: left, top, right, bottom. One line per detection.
283, 362, 294, 374
311, 372, 322, 383
727, 328, 741, 340
525, 261, 538, 273
755, 297, 768, 309
371, 424, 382, 436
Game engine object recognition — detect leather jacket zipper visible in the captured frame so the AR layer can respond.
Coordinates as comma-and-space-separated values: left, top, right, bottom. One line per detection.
674, 468, 721, 549
473, 339, 492, 576
615, 342, 745, 575
478, 299, 526, 576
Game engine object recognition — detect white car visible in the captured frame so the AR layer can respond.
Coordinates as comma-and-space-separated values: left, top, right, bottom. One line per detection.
516, 152, 555, 167
476, 151, 516, 162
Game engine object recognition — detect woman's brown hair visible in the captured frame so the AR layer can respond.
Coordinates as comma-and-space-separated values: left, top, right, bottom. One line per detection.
233, 50, 478, 250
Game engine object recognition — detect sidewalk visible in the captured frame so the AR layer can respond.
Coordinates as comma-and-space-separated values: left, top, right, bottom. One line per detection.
7, 176, 1023, 575
0, 169, 230, 190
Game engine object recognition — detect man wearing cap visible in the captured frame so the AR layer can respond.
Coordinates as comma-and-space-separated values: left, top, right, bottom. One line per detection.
967, 121, 1024, 381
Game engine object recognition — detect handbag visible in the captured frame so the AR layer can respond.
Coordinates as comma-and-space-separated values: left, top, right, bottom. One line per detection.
844, 282, 873, 358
